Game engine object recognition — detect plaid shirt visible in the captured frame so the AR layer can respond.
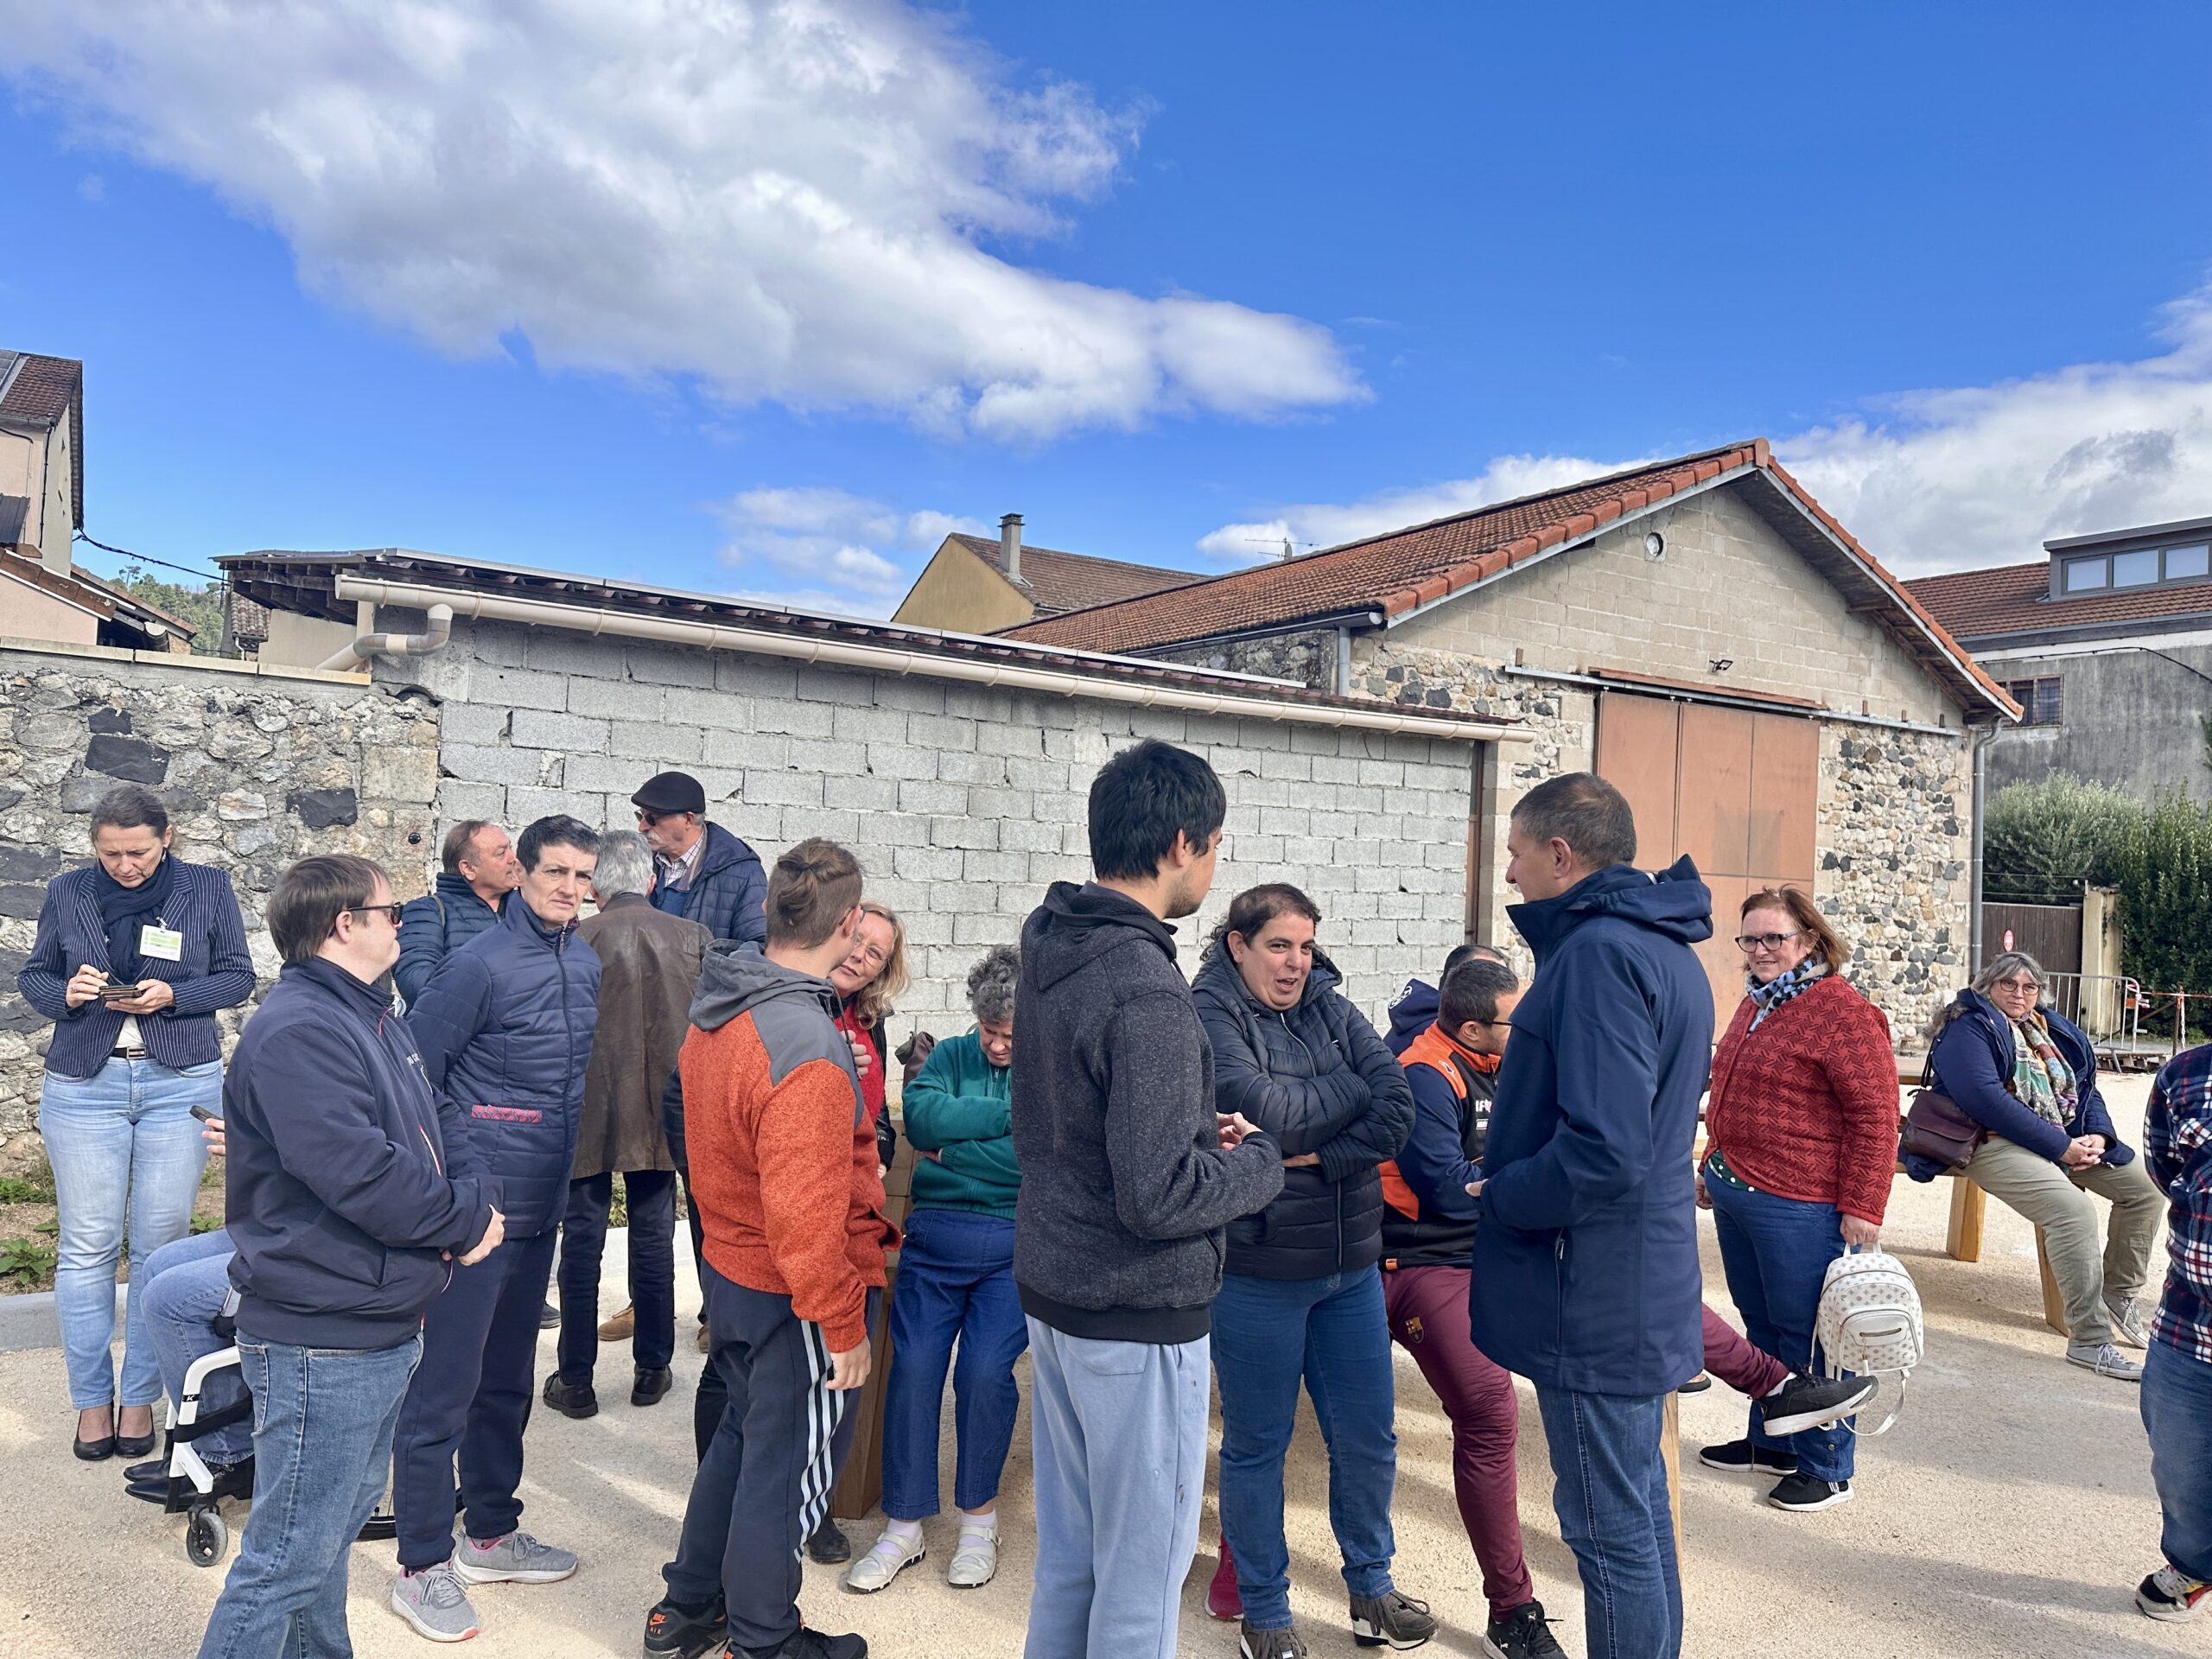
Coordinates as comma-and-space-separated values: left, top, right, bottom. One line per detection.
2146, 1042, 2212, 1363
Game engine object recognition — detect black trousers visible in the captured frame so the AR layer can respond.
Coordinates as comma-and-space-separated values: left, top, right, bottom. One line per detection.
556, 1169, 677, 1383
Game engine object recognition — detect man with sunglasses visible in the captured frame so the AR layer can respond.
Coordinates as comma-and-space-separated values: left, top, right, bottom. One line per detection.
197, 855, 502, 1659
632, 772, 767, 948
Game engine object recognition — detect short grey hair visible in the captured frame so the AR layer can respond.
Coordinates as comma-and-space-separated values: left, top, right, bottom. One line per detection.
593, 830, 656, 901
968, 944, 1020, 1025
1974, 950, 2044, 996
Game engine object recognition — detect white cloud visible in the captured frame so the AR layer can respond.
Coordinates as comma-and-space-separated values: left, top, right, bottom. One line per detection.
0, 0, 1360, 441
904, 509, 991, 547
712, 482, 969, 615
1198, 283, 2212, 576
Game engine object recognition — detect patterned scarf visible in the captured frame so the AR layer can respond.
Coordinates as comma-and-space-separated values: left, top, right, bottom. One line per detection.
1746, 956, 1827, 1031
2007, 1012, 2077, 1128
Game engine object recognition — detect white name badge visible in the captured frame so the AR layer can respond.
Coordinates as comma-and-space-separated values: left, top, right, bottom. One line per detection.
139, 925, 185, 963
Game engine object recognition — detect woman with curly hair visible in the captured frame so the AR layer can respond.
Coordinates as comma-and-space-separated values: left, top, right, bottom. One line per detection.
843, 944, 1025, 1596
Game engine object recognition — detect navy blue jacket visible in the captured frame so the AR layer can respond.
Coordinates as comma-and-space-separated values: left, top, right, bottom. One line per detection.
223, 958, 494, 1350
17, 860, 255, 1079
1194, 949, 1414, 1281
406, 898, 601, 1237
394, 874, 502, 1007
1384, 977, 1440, 1057
651, 823, 766, 947
1470, 859, 1714, 1395
1915, 992, 2133, 1179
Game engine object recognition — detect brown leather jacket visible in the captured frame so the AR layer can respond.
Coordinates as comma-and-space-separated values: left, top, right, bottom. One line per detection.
574, 893, 710, 1179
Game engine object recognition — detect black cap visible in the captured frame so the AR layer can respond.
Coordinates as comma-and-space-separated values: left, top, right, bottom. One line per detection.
631, 771, 707, 816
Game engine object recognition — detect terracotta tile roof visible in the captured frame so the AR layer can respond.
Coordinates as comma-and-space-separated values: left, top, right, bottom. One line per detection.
1904, 559, 2212, 641
0, 351, 85, 531
950, 533, 1196, 617
1007, 441, 2017, 721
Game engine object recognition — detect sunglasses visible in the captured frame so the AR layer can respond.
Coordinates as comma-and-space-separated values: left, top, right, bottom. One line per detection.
346, 902, 407, 926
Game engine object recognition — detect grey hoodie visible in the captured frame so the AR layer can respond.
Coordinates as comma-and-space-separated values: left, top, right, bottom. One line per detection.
1012, 881, 1285, 1343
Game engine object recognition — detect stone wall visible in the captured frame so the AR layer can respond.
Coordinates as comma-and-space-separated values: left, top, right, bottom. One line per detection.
1150, 627, 1338, 692
395, 617, 1481, 1031
0, 643, 441, 1144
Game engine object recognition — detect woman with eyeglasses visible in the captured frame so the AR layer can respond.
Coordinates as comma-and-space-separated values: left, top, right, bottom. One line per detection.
15, 784, 255, 1463
1697, 887, 1897, 1514
1922, 950, 2164, 1382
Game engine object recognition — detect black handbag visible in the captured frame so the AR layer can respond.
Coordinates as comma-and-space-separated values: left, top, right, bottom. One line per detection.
1900, 1055, 1981, 1170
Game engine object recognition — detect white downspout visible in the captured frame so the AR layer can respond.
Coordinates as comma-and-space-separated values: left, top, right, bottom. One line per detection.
317, 600, 454, 674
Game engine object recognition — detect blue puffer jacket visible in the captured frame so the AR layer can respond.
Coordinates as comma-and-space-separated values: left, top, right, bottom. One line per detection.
1915, 991, 2133, 1179
652, 822, 767, 947
1470, 859, 1714, 1395
1195, 948, 1414, 1281
394, 874, 502, 1007
406, 897, 601, 1236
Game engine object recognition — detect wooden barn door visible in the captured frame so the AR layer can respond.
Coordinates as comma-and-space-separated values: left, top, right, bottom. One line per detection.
1594, 691, 1817, 1029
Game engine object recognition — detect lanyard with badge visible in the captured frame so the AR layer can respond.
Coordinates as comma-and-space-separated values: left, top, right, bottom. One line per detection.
138, 918, 185, 963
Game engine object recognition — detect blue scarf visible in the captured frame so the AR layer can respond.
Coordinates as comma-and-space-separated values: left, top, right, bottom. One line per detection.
94, 853, 176, 982
1746, 957, 1825, 1031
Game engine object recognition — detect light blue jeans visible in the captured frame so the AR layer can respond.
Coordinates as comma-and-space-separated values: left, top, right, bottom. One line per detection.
40, 1057, 216, 1409
1023, 1319, 1209, 1659
141, 1228, 251, 1467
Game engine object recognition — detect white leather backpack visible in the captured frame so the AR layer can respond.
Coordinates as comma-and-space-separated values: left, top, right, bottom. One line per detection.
1814, 1245, 1923, 1436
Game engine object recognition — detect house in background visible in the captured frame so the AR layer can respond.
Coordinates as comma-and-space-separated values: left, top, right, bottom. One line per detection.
1008, 442, 2020, 1027
0, 350, 194, 653
1907, 515, 2212, 801
891, 512, 1197, 633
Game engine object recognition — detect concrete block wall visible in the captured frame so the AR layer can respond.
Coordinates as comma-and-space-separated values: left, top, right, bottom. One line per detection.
395, 620, 1479, 1034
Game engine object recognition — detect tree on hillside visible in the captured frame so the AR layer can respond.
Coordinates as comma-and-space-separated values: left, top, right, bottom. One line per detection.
110, 564, 226, 655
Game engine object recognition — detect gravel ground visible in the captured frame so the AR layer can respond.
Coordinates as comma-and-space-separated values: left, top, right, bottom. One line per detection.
0, 1074, 2194, 1658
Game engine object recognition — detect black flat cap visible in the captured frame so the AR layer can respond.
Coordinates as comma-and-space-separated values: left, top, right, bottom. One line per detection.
631, 771, 707, 816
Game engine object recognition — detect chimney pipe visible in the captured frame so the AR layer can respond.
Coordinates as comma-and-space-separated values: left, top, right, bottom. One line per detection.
1000, 512, 1023, 582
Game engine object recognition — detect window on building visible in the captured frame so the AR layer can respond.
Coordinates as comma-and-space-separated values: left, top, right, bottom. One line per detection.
2166, 543, 2210, 581
2004, 676, 2063, 726
2063, 557, 2108, 592
2111, 548, 2161, 588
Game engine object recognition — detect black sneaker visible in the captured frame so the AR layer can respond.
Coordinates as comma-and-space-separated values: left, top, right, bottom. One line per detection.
1767, 1471, 1853, 1512
1696, 1439, 1796, 1477
1351, 1589, 1437, 1650
1241, 1621, 1309, 1659
642, 1595, 726, 1659
806, 1516, 853, 1565
542, 1374, 598, 1420
632, 1366, 674, 1408
1758, 1371, 1878, 1438
1484, 1599, 1567, 1658
740, 1629, 868, 1658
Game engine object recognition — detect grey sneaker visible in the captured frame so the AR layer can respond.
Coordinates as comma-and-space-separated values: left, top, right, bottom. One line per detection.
453, 1529, 579, 1584
2105, 1294, 2150, 1349
1240, 1621, 1309, 1659
391, 1561, 480, 1643
2067, 1340, 2144, 1382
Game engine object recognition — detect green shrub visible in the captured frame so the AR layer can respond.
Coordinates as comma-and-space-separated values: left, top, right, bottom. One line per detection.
1982, 776, 2138, 904
2110, 790, 2212, 1039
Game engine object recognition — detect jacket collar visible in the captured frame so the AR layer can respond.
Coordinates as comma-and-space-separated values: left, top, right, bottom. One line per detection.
434, 871, 499, 909
292, 955, 394, 1019
1507, 856, 1713, 964
500, 893, 574, 947
599, 892, 652, 913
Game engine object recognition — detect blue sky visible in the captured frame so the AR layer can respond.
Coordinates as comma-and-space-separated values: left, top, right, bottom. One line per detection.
6, 2, 2212, 614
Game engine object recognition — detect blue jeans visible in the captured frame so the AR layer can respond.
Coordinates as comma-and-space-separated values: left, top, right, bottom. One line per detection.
41, 1057, 216, 1408
1213, 1268, 1398, 1630
196, 1332, 423, 1659
1707, 1173, 1853, 1481
2142, 1340, 2212, 1583
140, 1228, 251, 1467
1024, 1319, 1209, 1659
1534, 1385, 1682, 1659
881, 1209, 1027, 1520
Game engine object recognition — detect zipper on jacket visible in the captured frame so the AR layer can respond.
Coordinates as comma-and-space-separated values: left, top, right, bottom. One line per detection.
1276, 1009, 1348, 1270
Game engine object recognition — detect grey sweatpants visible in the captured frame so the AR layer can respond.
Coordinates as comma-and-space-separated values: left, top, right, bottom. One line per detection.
1022, 1319, 1210, 1659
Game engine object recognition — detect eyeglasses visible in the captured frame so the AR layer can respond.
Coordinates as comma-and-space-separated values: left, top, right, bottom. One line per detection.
346, 903, 407, 926
1733, 930, 1803, 953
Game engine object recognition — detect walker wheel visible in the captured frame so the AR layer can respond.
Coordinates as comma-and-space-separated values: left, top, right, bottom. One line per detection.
186, 1508, 228, 1567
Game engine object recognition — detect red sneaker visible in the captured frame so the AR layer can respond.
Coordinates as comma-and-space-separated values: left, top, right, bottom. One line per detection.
1206, 1541, 1243, 1622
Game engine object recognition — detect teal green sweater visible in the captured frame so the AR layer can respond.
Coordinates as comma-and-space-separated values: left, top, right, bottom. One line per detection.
902, 1030, 1020, 1217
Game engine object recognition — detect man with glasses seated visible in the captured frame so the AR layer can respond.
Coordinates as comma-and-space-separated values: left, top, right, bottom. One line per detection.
631, 772, 768, 948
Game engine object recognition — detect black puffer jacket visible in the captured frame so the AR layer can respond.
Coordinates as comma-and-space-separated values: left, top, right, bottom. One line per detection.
1194, 948, 1415, 1281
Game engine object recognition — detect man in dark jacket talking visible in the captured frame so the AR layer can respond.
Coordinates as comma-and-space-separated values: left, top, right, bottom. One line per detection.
195, 854, 502, 1659
390, 815, 602, 1643
1013, 740, 1284, 1659
1469, 772, 1713, 1659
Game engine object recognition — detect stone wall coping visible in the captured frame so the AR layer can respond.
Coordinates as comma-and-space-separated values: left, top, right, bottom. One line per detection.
0, 635, 372, 687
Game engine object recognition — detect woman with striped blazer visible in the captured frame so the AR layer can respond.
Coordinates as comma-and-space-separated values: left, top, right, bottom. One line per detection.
16, 785, 254, 1462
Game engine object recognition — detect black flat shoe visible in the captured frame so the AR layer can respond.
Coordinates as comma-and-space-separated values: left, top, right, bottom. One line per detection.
124, 1457, 168, 1484
73, 1427, 117, 1462
542, 1373, 599, 1420
632, 1366, 673, 1407
115, 1431, 156, 1458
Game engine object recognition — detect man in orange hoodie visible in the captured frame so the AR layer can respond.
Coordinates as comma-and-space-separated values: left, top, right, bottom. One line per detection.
645, 839, 891, 1659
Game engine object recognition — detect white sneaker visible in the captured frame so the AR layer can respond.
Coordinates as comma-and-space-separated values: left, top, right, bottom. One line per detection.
2066, 1340, 2144, 1382
2104, 1294, 2150, 1349
947, 1522, 999, 1589
842, 1529, 925, 1593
